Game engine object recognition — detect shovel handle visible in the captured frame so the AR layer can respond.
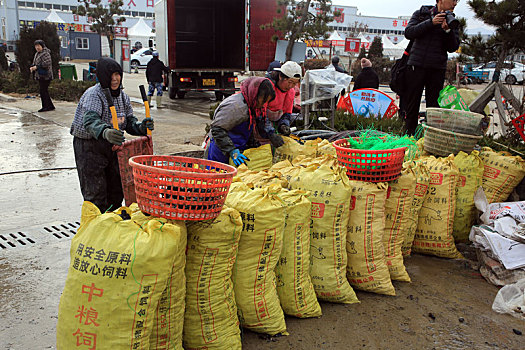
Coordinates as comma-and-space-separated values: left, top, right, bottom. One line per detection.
139, 85, 152, 136
103, 88, 119, 130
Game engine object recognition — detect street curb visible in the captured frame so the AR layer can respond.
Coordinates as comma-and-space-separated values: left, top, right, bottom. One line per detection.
0, 93, 16, 102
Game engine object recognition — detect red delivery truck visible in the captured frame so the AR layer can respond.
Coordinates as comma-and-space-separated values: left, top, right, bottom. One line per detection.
155, 0, 280, 100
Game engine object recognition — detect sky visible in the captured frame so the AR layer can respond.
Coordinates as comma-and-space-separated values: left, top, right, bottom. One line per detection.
331, 0, 494, 34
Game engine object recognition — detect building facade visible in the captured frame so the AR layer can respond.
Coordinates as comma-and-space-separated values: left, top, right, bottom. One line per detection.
1, 0, 155, 52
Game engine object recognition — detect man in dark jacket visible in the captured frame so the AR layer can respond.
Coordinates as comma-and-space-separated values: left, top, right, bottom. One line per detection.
146, 51, 169, 108
402, 0, 460, 135
352, 58, 379, 91
331, 56, 348, 73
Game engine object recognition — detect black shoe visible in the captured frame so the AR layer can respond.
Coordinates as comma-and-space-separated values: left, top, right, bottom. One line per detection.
38, 108, 46, 112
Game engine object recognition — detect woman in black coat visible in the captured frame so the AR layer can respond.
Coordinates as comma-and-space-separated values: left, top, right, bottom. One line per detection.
30, 39, 55, 112
352, 58, 379, 91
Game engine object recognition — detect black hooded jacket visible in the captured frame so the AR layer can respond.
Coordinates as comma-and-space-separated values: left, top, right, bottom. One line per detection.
146, 57, 169, 83
405, 5, 460, 70
96, 57, 123, 97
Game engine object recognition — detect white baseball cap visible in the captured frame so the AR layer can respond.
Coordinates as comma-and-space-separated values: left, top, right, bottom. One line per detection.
275, 61, 302, 79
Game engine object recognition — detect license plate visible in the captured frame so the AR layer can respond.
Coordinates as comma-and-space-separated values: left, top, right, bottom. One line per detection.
202, 79, 215, 86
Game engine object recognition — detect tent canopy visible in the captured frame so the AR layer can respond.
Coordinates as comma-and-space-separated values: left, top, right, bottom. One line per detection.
45, 10, 65, 23
396, 37, 410, 50
381, 34, 397, 49
128, 18, 154, 37
328, 31, 344, 41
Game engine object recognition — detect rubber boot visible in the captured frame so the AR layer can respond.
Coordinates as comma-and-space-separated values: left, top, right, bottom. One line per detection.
147, 96, 153, 108
156, 95, 163, 109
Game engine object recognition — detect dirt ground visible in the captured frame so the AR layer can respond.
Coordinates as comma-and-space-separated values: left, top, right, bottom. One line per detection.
0, 72, 524, 349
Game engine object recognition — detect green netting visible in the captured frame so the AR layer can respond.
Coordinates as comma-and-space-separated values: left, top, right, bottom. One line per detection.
345, 129, 418, 160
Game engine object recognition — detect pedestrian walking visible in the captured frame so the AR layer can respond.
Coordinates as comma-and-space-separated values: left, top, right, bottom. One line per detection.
331, 56, 348, 74
401, 0, 460, 135
30, 40, 55, 112
352, 58, 380, 91
146, 51, 169, 108
70, 57, 154, 213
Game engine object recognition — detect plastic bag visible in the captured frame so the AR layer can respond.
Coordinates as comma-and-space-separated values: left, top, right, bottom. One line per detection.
275, 190, 322, 318
413, 156, 463, 259
480, 147, 525, 203
492, 278, 525, 321
301, 69, 353, 106
347, 181, 396, 296
288, 158, 359, 304
57, 202, 186, 350
438, 85, 470, 111
452, 151, 484, 243
225, 183, 287, 336
384, 165, 416, 282
402, 161, 430, 256
183, 207, 243, 349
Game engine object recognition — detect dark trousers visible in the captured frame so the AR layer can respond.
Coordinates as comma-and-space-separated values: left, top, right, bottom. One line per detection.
73, 137, 123, 213
402, 65, 445, 135
38, 78, 55, 110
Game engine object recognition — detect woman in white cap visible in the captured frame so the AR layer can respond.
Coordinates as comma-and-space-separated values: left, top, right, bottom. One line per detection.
266, 60, 302, 138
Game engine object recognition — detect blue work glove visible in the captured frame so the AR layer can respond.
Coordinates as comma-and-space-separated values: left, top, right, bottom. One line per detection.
139, 117, 154, 134
230, 149, 249, 166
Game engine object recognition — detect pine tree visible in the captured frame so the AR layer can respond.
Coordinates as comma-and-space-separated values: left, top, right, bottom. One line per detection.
269, 1, 337, 61
73, 0, 125, 58
357, 46, 367, 60
467, 0, 525, 81
367, 36, 383, 60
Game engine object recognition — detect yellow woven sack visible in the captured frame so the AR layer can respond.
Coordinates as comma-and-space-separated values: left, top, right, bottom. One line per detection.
402, 162, 430, 256
479, 147, 525, 203
413, 156, 463, 259
273, 136, 317, 164
347, 181, 396, 296
384, 165, 417, 282
225, 183, 287, 336
288, 159, 359, 304
229, 144, 273, 172
275, 190, 322, 318
57, 202, 186, 350
184, 207, 243, 350
317, 139, 337, 157
453, 151, 484, 243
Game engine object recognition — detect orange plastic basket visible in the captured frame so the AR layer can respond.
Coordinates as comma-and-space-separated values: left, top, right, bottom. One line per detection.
333, 139, 406, 182
129, 155, 237, 221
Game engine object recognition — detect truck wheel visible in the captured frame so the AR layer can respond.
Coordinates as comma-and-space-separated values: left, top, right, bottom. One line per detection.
214, 91, 223, 101
223, 93, 232, 99
131, 60, 140, 70
177, 91, 186, 99
169, 87, 178, 100
505, 75, 517, 85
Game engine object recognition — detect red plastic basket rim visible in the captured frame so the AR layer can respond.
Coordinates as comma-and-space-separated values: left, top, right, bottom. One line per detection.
129, 155, 237, 179
332, 138, 408, 154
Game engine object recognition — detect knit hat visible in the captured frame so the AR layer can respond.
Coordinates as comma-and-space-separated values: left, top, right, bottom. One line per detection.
361, 58, 372, 68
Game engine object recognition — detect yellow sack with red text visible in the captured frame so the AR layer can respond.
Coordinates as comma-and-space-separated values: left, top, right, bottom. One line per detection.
225, 183, 287, 336
288, 157, 359, 304
183, 207, 243, 350
413, 156, 463, 259
384, 165, 416, 282
479, 147, 525, 203
347, 181, 396, 296
452, 151, 484, 243
57, 202, 186, 350
275, 190, 322, 318
402, 162, 431, 256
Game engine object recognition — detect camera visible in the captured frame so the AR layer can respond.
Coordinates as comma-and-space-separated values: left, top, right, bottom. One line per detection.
444, 11, 460, 30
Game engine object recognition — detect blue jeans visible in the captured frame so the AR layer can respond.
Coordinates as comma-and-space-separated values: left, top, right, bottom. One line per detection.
148, 82, 163, 96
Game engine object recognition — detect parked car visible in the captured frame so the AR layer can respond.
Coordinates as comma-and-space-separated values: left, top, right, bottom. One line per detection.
130, 48, 156, 69
471, 61, 525, 84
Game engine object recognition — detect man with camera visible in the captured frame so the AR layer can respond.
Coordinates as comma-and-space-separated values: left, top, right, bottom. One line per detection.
401, 0, 461, 135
